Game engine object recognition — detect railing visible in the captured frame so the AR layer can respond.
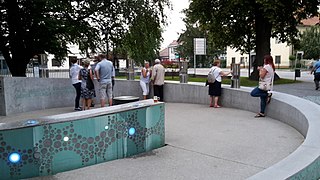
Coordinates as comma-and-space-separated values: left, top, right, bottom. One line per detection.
0, 68, 70, 78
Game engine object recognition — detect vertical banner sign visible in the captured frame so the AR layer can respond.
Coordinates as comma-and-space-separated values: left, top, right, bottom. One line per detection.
193, 38, 206, 75
194, 38, 206, 55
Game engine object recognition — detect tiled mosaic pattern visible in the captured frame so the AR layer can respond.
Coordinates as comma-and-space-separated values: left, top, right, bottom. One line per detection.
0, 104, 164, 179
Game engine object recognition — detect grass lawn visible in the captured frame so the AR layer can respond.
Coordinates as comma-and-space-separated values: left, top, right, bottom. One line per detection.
116, 76, 300, 87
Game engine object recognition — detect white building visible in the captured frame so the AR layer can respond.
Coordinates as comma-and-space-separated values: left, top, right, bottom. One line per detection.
226, 17, 319, 68
47, 44, 87, 69
159, 40, 180, 61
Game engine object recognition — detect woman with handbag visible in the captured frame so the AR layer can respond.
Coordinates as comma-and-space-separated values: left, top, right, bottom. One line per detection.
79, 59, 95, 110
208, 59, 231, 108
250, 55, 275, 117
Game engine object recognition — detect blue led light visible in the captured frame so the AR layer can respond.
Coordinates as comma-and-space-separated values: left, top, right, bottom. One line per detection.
9, 153, 21, 163
128, 127, 136, 136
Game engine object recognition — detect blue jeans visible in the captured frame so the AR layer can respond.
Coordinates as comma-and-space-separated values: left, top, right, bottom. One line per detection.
73, 82, 81, 108
250, 87, 268, 114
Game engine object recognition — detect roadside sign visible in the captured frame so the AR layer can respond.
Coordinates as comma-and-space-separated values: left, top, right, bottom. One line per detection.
194, 38, 206, 55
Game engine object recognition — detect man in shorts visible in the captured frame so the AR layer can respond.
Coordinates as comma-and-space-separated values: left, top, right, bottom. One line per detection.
311, 59, 320, 90
95, 54, 114, 107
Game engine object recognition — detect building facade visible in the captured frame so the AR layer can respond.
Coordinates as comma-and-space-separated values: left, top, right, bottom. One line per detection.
226, 16, 319, 69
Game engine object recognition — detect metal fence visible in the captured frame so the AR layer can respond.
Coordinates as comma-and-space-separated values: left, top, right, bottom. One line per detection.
0, 68, 70, 78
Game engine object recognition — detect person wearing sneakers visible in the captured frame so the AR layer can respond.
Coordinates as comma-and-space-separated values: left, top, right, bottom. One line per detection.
69, 58, 82, 111
208, 59, 231, 108
250, 55, 275, 118
311, 59, 320, 90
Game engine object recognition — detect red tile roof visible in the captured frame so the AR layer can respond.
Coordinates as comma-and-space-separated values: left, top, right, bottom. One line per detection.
301, 16, 320, 26
159, 48, 169, 57
168, 40, 179, 47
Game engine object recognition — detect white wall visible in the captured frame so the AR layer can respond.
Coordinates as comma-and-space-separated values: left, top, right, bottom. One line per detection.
227, 38, 292, 68
47, 44, 86, 69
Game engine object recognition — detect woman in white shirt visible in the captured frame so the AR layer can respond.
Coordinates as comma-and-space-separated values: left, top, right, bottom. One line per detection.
140, 61, 151, 99
250, 55, 275, 117
208, 60, 231, 108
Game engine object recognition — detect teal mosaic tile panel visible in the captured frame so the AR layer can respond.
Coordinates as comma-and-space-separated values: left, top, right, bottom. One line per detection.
0, 128, 39, 179
0, 104, 165, 179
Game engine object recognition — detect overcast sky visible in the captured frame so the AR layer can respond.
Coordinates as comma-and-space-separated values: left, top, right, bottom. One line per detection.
161, 0, 190, 49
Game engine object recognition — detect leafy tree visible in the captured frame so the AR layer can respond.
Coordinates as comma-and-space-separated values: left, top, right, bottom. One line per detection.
177, 16, 225, 68
187, 0, 319, 80
122, 4, 166, 66
0, 0, 168, 76
299, 25, 320, 60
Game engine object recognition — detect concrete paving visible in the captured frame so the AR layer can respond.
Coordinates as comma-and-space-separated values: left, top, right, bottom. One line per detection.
15, 103, 304, 180
1, 68, 317, 179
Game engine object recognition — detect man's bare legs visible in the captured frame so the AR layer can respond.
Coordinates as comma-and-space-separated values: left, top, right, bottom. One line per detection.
100, 99, 106, 107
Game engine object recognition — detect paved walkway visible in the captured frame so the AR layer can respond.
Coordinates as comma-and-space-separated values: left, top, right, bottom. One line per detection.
1, 68, 317, 179
21, 103, 304, 180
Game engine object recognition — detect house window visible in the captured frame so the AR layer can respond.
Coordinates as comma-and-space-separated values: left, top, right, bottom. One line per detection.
232, 57, 235, 64
275, 56, 281, 64
240, 57, 244, 64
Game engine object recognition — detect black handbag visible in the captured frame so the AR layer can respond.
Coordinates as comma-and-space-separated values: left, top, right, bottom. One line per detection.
86, 70, 94, 90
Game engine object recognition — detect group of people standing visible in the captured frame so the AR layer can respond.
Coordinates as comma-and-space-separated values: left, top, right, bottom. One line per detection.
207, 55, 275, 118
71, 53, 277, 118
139, 59, 165, 101
70, 54, 114, 111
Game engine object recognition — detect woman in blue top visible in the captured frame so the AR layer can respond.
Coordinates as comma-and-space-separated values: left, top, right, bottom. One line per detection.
140, 61, 151, 99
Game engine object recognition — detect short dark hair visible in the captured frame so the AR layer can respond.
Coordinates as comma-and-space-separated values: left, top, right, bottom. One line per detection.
213, 59, 220, 66
99, 54, 106, 59
70, 58, 78, 64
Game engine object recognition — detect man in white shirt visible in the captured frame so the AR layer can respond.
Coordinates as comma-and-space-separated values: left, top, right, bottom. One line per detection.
69, 58, 82, 111
151, 59, 165, 101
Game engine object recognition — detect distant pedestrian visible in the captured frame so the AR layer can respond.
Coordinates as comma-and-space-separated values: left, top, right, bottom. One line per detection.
69, 58, 82, 111
207, 59, 231, 108
95, 54, 114, 107
79, 59, 95, 110
151, 59, 165, 101
311, 59, 320, 90
250, 55, 275, 118
140, 61, 151, 99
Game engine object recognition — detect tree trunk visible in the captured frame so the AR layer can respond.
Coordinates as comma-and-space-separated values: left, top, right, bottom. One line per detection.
250, 8, 272, 80
7, 59, 28, 77
4, 0, 31, 77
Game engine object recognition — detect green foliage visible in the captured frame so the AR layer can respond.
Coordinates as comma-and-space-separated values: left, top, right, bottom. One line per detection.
176, 16, 225, 67
299, 26, 320, 60
0, 0, 169, 76
162, 76, 298, 86
186, 0, 319, 79
123, 8, 163, 66
289, 55, 296, 61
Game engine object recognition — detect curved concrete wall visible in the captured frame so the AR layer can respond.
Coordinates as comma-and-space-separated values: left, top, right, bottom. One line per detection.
1, 77, 320, 179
